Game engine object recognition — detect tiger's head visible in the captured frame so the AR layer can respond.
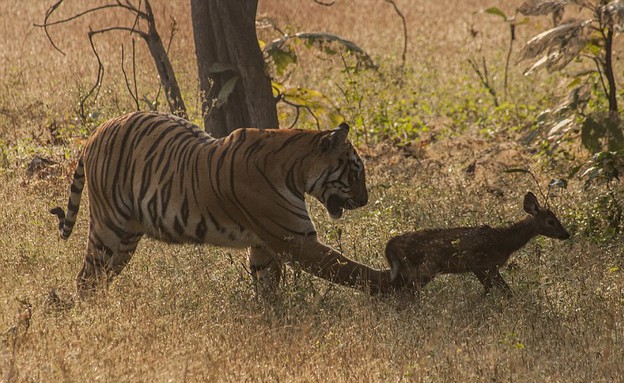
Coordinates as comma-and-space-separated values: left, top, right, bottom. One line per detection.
308, 123, 368, 220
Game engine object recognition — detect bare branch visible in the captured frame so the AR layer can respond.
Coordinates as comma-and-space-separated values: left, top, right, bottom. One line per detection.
468, 57, 499, 107
132, 39, 139, 110
35, 0, 149, 55
117, 0, 148, 19
88, 26, 148, 39
128, 0, 143, 34
38, 0, 186, 118
280, 93, 322, 130
121, 42, 140, 110
287, 106, 301, 129
143, 0, 156, 27
155, 17, 178, 109
36, 4, 139, 28
154, 16, 178, 107
80, 29, 105, 122
256, 16, 286, 37
383, 0, 408, 67
40, 0, 67, 55
592, 56, 609, 100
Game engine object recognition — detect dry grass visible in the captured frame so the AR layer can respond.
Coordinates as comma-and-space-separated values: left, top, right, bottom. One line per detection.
1, 1, 623, 382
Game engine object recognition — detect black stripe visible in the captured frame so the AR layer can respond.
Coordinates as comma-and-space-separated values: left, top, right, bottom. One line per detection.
70, 184, 83, 193
174, 216, 185, 236
253, 163, 306, 212
138, 157, 154, 201
181, 195, 189, 225
286, 166, 304, 200
195, 215, 207, 240
67, 199, 79, 214
161, 177, 173, 213
207, 211, 221, 232
273, 132, 309, 155
147, 193, 158, 224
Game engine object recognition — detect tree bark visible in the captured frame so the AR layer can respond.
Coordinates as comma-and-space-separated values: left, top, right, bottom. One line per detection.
604, 27, 618, 124
190, 0, 278, 137
144, 0, 187, 118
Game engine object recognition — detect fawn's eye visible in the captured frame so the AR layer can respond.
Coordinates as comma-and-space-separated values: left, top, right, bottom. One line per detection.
547, 219, 556, 226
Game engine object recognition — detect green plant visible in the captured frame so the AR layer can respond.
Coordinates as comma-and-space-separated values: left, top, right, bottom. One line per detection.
518, 0, 624, 152
579, 150, 623, 236
470, 7, 527, 106
263, 32, 376, 129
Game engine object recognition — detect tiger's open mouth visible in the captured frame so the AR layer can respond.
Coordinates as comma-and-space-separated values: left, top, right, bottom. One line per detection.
326, 194, 346, 220
326, 195, 364, 219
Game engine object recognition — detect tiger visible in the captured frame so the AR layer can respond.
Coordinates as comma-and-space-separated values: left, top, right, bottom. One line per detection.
51, 111, 404, 296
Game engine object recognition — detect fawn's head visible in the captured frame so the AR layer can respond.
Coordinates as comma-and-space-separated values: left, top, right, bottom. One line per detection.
523, 192, 570, 240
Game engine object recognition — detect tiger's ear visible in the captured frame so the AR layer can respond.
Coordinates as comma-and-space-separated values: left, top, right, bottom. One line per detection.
320, 122, 350, 153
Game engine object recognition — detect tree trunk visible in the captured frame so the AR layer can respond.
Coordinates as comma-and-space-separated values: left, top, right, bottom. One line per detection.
190, 0, 278, 137
143, 0, 187, 118
604, 27, 618, 125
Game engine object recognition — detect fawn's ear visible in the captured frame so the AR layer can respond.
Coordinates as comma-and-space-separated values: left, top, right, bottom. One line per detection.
320, 123, 349, 153
523, 192, 540, 216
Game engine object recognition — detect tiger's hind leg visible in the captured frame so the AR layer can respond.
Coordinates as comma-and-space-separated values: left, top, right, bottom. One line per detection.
248, 245, 282, 297
77, 223, 143, 297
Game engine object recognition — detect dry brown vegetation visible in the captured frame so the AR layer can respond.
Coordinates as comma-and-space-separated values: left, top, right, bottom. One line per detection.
1, 1, 623, 382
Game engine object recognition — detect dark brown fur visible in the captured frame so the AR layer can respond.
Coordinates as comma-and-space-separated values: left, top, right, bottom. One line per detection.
386, 192, 570, 295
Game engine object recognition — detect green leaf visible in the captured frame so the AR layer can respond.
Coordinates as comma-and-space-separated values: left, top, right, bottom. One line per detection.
593, 151, 613, 163
216, 76, 239, 108
580, 166, 599, 179
547, 117, 574, 138
327, 111, 344, 126
279, 86, 343, 126
580, 166, 601, 190
585, 40, 602, 56
536, 109, 552, 124
283, 87, 325, 107
567, 163, 584, 179
549, 178, 568, 189
581, 116, 605, 152
571, 69, 596, 78
264, 32, 376, 71
268, 48, 298, 77
484, 7, 508, 21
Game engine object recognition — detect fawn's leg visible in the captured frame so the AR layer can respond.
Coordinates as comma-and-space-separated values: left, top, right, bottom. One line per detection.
473, 268, 512, 296
248, 245, 282, 296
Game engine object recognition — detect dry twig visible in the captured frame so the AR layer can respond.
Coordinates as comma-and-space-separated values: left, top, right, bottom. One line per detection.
35, 0, 187, 119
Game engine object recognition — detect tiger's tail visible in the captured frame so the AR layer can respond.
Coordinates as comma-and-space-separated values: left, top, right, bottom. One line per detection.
50, 156, 86, 240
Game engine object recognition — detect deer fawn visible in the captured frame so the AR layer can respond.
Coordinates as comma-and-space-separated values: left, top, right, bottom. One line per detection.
386, 192, 570, 295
